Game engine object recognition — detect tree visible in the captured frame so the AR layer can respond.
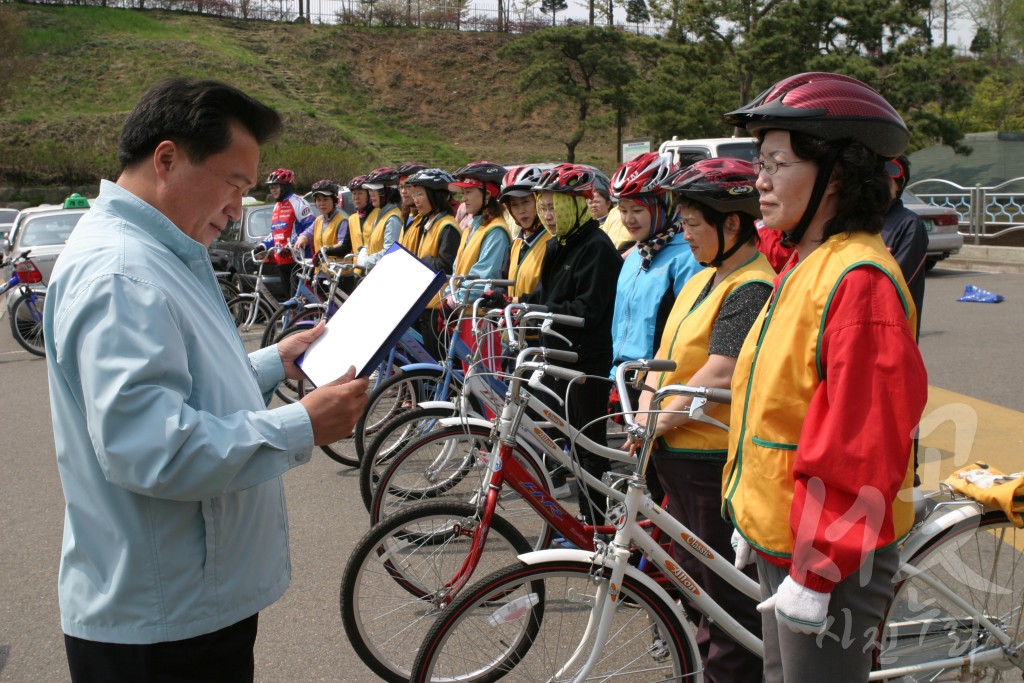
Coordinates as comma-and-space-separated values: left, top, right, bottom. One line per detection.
626, 0, 650, 29
962, 0, 1024, 64
540, 0, 569, 25
497, 26, 639, 161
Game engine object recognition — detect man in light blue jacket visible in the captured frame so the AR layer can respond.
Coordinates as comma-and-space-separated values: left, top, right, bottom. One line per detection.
44, 78, 369, 683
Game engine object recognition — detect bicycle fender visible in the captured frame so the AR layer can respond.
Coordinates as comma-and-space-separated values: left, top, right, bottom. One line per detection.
514, 548, 700, 662
397, 363, 445, 374
899, 501, 984, 562
417, 401, 458, 412
437, 416, 493, 431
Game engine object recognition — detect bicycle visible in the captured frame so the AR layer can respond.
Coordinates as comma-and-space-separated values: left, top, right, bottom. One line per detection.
409, 359, 1024, 682
226, 244, 291, 341
339, 353, 677, 682
1, 250, 47, 356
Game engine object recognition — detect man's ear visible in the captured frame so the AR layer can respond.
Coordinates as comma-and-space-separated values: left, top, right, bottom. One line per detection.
152, 140, 179, 180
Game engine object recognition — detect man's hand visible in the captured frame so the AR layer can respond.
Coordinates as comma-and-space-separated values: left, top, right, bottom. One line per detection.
300, 368, 370, 445
277, 320, 326, 380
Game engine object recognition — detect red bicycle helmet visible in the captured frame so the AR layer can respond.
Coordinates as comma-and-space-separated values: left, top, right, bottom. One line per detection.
266, 168, 295, 185
349, 174, 368, 189
724, 72, 909, 157
610, 152, 675, 199
397, 162, 428, 182
499, 163, 553, 200
533, 163, 597, 198
665, 158, 760, 218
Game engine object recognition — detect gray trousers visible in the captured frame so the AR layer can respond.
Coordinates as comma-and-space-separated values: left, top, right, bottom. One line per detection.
757, 546, 899, 683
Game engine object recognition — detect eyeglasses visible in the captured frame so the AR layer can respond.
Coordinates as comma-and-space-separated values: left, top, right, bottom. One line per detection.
752, 156, 804, 176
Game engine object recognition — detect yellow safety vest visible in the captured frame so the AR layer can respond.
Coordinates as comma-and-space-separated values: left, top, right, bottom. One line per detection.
417, 213, 461, 309
312, 211, 348, 255
601, 206, 633, 250
509, 230, 553, 299
654, 252, 774, 455
399, 214, 426, 255
367, 206, 402, 255
352, 209, 374, 253
453, 215, 509, 276
722, 231, 917, 558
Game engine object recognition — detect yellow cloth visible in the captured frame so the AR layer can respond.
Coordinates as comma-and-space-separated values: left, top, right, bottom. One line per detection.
945, 463, 1024, 527
601, 205, 632, 250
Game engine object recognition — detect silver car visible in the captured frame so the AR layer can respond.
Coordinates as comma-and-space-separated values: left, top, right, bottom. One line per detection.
902, 189, 964, 270
0, 208, 19, 243
3, 205, 89, 297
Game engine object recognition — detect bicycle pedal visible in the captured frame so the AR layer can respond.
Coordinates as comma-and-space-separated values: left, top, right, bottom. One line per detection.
648, 623, 671, 663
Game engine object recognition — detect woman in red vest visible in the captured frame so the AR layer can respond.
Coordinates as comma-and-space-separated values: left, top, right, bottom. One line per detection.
722, 73, 928, 682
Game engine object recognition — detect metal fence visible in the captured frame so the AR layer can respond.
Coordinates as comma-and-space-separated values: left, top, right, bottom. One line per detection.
21, 0, 671, 36
908, 177, 1024, 245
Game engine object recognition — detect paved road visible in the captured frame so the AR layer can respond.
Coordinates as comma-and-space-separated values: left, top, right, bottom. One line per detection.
0, 266, 1020, 682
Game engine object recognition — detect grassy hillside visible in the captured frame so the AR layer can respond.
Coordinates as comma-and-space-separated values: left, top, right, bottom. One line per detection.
0, 4, 622, 189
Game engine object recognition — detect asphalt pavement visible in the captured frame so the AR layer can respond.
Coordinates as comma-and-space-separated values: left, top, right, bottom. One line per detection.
0, 265, 1020, 682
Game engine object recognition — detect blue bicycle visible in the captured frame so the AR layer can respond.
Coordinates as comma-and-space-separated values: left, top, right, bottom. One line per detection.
1, 250, 47, 357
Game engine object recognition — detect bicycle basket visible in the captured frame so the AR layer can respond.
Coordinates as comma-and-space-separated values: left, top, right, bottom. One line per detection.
14, 260, 43, 284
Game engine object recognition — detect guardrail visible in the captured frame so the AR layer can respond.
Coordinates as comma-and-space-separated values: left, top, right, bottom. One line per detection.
908, 177, 1024, 245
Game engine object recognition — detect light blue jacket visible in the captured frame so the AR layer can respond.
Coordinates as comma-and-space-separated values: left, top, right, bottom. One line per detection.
611, 233, 703, 366
44, 181, 315, 644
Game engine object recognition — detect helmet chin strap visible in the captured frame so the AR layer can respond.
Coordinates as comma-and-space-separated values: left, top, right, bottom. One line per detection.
780, 146, 841, 249
705, 219, 745, 268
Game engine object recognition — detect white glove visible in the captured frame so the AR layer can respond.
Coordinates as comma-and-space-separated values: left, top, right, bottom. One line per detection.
757, 575, 830, 635
731, 529, 752, 570
355, 247, 369, 269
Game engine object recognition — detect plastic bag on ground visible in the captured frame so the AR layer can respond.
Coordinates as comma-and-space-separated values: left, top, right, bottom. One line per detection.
957, 284, 1005, 303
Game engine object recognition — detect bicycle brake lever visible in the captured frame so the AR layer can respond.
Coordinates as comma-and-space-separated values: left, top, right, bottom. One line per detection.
540, 319, 572, 347
689, 397, 729, 431
527, 369, 563, 407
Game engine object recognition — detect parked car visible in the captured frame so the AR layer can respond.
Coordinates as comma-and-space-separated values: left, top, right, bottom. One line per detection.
2, 202, 89, 284
0, 208, 19, 242
657, 136, 758, 168
206, 202, 293, 300
902, 189, 964, 270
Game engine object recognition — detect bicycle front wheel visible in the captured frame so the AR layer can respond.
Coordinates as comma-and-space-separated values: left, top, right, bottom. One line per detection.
877, 511, 1024, 681
340, 500, 532, 683
10, 290, 46, 356
226, 295, 275, 342
353, 368, 448, 463
411, 559, 698, 683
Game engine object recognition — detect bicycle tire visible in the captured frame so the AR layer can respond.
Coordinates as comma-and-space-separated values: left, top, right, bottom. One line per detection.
9, 290, 46, 356
411, 559, 698, 683
226, 295, 275, 342
876, 510, 1023, 681
359, 407, 462, 513
259, 303, 299, 349
340, 500, 532, 683
266, 321, 316, 404
353, 368, 448, 463
217, 277, 240, 304
369, 420, 556, 551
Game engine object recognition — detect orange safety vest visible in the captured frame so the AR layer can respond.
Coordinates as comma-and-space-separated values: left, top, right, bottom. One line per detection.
722, 231, 917, 557
654, 252, 774, 455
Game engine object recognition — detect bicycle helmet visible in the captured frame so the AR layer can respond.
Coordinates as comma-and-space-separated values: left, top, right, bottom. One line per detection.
266, 168, 295, 185
397, 162, 428, 182
725, 71, 909, 247
498, 163, 552, 201
533, 163, 597, 198
363, 167, 399, 190
404, 168, 455, 191
63, 193, 90, 210
724, 72, 909, 158
590, 167, 611, 200
610, 152, 674, 199
310, 179, 339, 199
450, 161, 507, 198
349, 174, 368, 189
667, 158, 760, 267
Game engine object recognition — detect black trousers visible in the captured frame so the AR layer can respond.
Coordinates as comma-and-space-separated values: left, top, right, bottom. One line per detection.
65, 614, 258, 683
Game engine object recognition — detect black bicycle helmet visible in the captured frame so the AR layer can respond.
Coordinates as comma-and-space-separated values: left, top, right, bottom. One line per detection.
310, 179, 339, 199
451, 161, 507, 198
404, 168, 455, 191
397, 162, 428, 182
667, 158, 760, 267
349, 174, 368, 190
363, 167, 399, 190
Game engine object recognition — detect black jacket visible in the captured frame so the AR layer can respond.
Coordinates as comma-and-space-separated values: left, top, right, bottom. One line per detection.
522, 220, 623, 372
882, 198, 928, 337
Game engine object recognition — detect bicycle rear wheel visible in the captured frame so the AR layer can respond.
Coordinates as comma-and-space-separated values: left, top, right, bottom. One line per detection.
226, 295, 275, 343
411, 559, 698, 683
340, 500, 532, 683
353, 368, 448, 463
9, 290, 46, 356
877, 510, 1023, 681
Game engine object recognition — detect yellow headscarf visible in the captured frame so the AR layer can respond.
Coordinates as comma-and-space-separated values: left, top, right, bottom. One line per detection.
537, 193, 592, 244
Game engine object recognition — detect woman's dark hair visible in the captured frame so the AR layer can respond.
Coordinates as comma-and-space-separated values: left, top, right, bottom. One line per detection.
118, 78, 281, 171
789, 131, 889, 238
480, 194, 504, 226
675, 198, 758, 244
376, 186, 402, 207
421, 187, 453, 216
